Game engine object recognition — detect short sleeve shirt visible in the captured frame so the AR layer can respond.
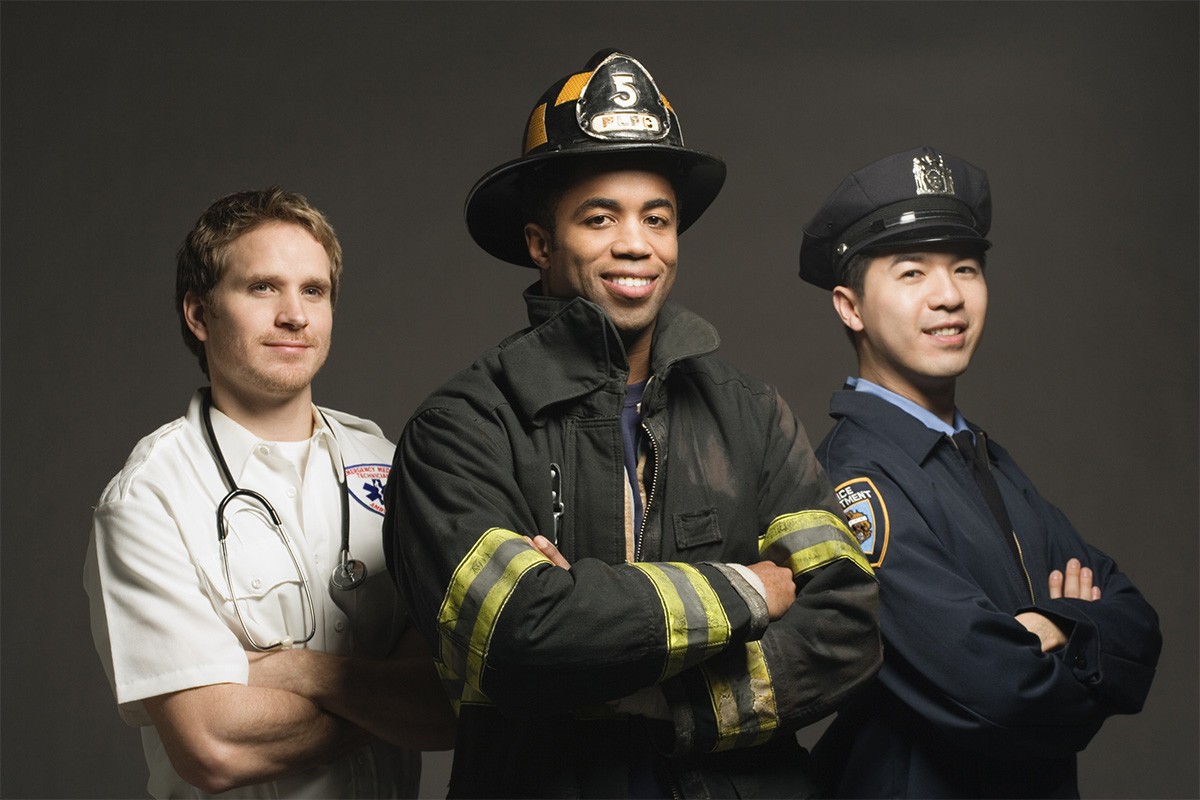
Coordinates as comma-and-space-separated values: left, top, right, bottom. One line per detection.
83, 391, 417, 798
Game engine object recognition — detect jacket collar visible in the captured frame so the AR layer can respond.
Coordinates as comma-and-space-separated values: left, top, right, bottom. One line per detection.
830, 387, 960, 465
500, 284, 720, 420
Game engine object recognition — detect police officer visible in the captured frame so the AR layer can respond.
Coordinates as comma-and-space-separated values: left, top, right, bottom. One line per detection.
385, 50, 881, 798
799, 147, 1162, 797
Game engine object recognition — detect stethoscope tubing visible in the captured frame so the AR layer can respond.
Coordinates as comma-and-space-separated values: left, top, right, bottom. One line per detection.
201, 390, 364, 650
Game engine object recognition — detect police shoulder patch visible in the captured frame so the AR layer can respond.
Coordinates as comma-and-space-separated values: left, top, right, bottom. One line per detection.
345, 463, 390, 516
835, 477, 890, 567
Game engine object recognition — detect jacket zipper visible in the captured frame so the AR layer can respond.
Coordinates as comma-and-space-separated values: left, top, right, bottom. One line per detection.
549, 462, 564, 545
635, 420, 659, 563
634, 374, 659, 563
1011, 531, 1036, 605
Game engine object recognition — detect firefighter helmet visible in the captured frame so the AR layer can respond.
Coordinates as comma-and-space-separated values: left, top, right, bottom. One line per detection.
465, 49, 726, 267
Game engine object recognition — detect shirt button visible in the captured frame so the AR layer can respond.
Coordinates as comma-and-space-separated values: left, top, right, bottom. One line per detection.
251, 578, 263, 590
335, 620, 346, 632
257, 445, 270, 456
286, 486, 297, 498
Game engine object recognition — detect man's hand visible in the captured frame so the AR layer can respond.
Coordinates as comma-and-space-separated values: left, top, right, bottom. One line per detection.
1015, 558, 1101, 653
1014, 611, 1068, 653
528, 535, 571, 569
746, 561, 797, 620
1048, 557, 1101, 601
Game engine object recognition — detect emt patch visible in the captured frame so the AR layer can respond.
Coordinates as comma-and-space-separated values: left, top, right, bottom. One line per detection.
345, 463, 390, 516
835, 477, 889, 567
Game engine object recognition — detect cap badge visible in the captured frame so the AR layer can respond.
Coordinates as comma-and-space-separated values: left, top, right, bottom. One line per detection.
913, 153, 955, 196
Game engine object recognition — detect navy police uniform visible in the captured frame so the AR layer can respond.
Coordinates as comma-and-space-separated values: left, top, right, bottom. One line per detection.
814, 390, 1160, 797
800, 148, 1162, 798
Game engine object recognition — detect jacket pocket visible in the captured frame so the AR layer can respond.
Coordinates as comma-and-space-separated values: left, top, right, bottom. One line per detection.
673, 507, 723, 550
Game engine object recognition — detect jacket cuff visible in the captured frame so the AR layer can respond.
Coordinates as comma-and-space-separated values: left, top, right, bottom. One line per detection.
1021, 600, 1100, 685
660, 639, 781, 755
711, 562, 770, 640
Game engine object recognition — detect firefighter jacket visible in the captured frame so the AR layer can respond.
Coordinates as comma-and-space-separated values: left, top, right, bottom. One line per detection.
812, 389, 1162, 798
384, 290, 881, 798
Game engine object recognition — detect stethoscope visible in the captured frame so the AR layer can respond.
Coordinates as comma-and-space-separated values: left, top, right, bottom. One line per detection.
202, 390, 368, 650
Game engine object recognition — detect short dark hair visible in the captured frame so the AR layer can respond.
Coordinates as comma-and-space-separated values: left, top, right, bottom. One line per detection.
175, 187, 342, 375
519, 166, 572, 241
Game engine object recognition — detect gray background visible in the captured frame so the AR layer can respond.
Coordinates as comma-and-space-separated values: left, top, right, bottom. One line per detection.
2, 2, 1196, 798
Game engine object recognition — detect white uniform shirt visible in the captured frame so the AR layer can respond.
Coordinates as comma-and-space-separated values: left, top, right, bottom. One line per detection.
83, 391, 419, 799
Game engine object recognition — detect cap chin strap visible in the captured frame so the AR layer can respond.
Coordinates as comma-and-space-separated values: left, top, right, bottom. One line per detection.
835, 196, 979, 263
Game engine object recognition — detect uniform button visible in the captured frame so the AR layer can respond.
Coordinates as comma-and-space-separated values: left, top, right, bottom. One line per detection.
251, 578, 263, 590
286, 486, 297, 498
257, 445, 270, 456
335, 620, 346, 632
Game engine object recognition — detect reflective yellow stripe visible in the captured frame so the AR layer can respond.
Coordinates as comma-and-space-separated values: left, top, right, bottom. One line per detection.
437, 654, 492, 712
524, 102, 548, 152
436, 662, 493, 716
555, 70, 592, 105
466, 547, 544, 686
460, 684, 492, 708
629, 562, 731, 680
438, 528, 548, 691
687, 564, 732, 650
660, 94, 673, 112
760, 510, 874, 577
703, 641, 778, 752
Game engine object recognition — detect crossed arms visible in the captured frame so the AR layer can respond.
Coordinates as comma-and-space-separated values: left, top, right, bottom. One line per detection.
143, 626, 454, 794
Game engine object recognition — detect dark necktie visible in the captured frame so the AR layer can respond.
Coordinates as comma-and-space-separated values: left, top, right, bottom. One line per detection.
952, 431, 1020, 561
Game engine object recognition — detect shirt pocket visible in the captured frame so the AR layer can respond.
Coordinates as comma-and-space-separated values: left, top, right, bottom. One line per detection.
198, 503, 313, 648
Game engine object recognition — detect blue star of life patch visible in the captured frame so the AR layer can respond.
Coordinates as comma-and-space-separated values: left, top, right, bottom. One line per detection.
345, 463, 390, 516
835, 476, 890, 567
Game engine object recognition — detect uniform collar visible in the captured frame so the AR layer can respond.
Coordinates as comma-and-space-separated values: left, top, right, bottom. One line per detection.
830, 387, 967, 465
501, 285, 720, 421
187, 390, 339, 482
846, 377, 970, 437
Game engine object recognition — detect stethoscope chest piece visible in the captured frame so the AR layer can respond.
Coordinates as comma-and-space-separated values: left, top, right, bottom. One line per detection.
330, 556, 368, 591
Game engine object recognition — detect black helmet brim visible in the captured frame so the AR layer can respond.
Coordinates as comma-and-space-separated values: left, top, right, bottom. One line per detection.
465, 142, 726, 268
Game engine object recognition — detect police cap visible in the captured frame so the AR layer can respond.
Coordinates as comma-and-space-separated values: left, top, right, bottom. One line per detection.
799, 147, 991, 290
465, 48, 726, 268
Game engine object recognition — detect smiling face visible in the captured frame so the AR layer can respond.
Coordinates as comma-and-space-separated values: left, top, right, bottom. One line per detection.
183, 221, 333, 410
524, 166, 678, 379
833, 248, 987, 416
